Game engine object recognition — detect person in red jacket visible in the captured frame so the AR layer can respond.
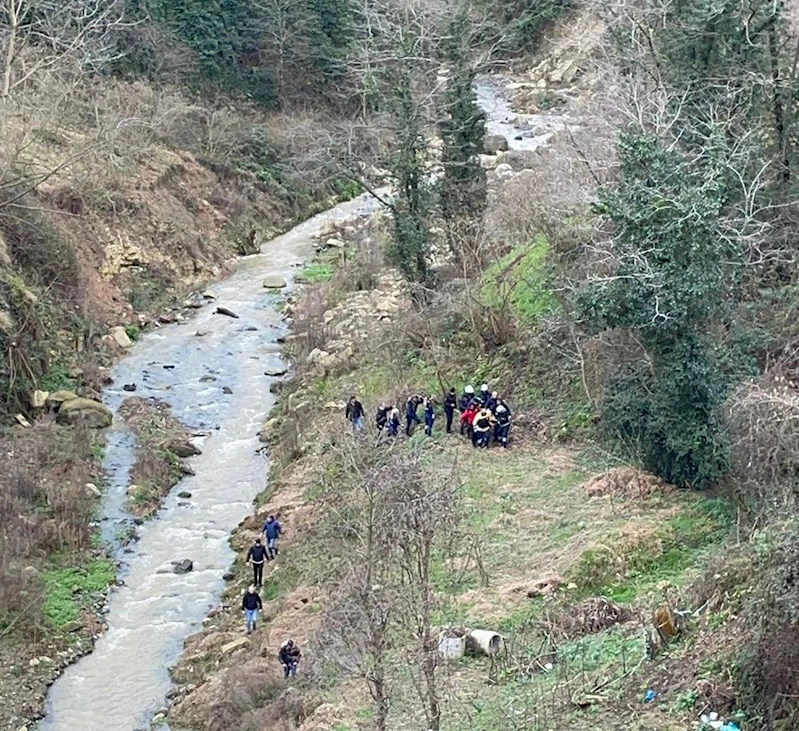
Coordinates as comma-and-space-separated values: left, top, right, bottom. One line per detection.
460, 402, 478, 442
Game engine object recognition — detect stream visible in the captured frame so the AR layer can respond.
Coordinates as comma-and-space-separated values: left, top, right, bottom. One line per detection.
39, 79, 562, 731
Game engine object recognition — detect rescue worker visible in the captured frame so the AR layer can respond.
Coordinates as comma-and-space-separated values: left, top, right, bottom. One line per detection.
406, 395, 421, 436
345, 395, 365, 432
245, 537, 268, 587
443, 387, 457, 433
486, 391, 499, 413
494, 403, 511, 448
459, 386, 475, 434
424, 397, 435, 436
242, 585, 263, 634
263, 515, 283, 559
472, 406, 495, 448
279, 639, 302, 679
387, 405, 400, 437
460, 401, 479, 441
479, 383, 490, 406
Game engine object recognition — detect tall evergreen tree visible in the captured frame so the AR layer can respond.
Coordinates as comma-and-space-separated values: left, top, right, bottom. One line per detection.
438, 5, 486, 270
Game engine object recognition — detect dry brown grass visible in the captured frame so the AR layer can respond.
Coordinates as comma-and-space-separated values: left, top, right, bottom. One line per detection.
0, 423, 100, 631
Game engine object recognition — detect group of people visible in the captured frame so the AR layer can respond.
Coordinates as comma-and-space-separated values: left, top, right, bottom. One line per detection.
242, 515, 300, 679
346, 383, 512, 449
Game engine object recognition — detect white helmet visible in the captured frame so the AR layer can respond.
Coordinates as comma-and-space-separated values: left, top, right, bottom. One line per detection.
481, 384, 489, 391
465, 385, 474, 394
496, 405, 506, 414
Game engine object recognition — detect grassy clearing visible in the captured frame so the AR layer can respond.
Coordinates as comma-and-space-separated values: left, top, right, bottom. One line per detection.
42, 559, 116, 629
296, 261, 336, 284
481, 235, 558, 326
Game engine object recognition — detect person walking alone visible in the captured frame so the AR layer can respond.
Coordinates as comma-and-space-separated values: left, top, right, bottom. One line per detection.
263, 514, 283, 559
345, 395, 365, 433
246, 537, 268, 587
242, 585, 262, 634
279, 639, 302, 679
443, 387, 457, 433
424, 397, 436, 436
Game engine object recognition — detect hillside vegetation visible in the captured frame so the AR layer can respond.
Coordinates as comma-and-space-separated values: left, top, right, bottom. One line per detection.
164, 1, 799, 730
5, 0, 799, 729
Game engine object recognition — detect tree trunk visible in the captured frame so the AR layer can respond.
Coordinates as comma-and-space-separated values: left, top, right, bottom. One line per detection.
2, 0, 21, 99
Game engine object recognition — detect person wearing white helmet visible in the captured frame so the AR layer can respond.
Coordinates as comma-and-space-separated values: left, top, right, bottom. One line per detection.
459, 385, 475, 434
494, 403, 512, 448
479, 383, 490, 405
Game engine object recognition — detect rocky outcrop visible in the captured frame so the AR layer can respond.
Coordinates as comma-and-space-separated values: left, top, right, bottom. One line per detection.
56, 398, 113, 429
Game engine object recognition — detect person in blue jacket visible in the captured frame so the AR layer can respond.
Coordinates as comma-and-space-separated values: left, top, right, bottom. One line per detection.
424, 397, 436, 436
263, 515, 283, 559
405, 396, 421, 436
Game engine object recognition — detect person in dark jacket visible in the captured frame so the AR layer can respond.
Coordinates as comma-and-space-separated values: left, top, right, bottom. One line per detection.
494, 404, 511, 448
246, 538, 268, 587
479, 383, 490, 407
263, 515, 283, 559
486, 391, 499, 413
345, 395, 365, 432
376, 404, 389, 435
443, 388, 457, 433
242, 585, 263, 634
405, 396, 421, 436
424, 397, 435, 436
278, 639, 302, 678
387, 406, 400, 437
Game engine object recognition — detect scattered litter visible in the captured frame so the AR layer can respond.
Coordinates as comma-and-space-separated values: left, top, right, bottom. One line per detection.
644, 689, 657, 703
699, 711, 741, 731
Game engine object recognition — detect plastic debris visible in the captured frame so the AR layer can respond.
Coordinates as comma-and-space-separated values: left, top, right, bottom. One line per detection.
644, 689, 657, 703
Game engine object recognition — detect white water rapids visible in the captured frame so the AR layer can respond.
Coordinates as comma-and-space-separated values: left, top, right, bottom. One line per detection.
39, 79, 569, 730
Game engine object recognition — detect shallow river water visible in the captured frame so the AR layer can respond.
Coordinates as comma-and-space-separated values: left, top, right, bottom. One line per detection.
39, 79, 560, 731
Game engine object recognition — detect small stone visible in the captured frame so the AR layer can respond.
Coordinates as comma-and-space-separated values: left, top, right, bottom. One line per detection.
222, 386, 233, 395
215, 307, 239, 319
264, 366, 288, 377
262, 276, 287, 289
122, 383, 137, 392
220, 637, 251, 656
177, 491, 192, 499
222, 572, 235, 581
109, 326, 133, 349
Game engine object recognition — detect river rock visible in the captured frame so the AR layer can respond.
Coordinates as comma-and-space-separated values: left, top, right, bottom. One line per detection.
122, 383, 137, 392
172, 559, 194, 574
264, 366, 288, 377
177, 491, 192, 499
222, 386, 233, 395
56, 398, 113, 429
485, 134, 509, 153
493, 163, 515, 181
262, 276, 287, 290
167, 440, 202, 458
220, 637, 251, 656
325, 237, 346, 248
215, 307, 239, 319
46, 390, 79, 410
31, 390, 49, 409
258, 418, 279, 443
109, 325, 133, 349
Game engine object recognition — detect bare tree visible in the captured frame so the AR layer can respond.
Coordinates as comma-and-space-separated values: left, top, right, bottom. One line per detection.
0, 0, 126, 99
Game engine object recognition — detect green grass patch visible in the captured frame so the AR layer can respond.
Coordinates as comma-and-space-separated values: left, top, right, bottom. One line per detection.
481, 235, 558, 326
568, 496, 733, 602
296, 262, 335, 284
42, 559, 116, 628
39, 363, 77, 392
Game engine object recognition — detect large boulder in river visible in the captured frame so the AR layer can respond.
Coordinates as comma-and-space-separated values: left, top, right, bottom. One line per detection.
484, 134, 509, 154
172, 559, 194, 574
56, 398, 113, 428
167, 440, 202, 458
262, 275, 287, 290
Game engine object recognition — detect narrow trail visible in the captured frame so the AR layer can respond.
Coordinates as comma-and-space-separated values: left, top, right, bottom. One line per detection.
39, 80, 560, 731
